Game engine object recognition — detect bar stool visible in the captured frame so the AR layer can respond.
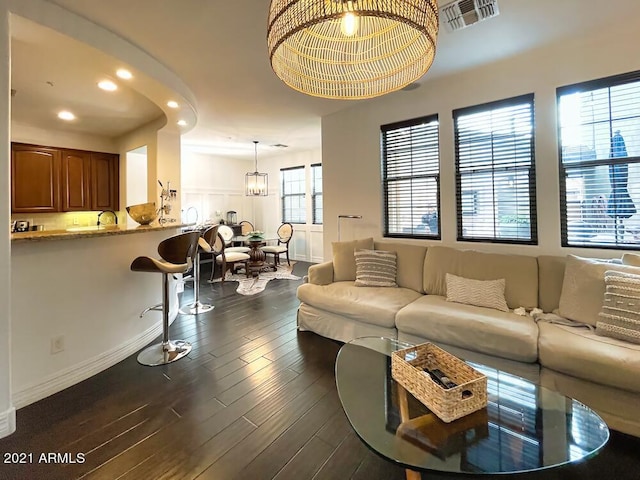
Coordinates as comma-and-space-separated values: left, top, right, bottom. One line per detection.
131, 231, 200, 366
179, 225, 219, 315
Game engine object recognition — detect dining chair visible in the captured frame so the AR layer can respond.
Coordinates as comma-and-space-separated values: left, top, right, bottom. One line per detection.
219, 224, 250, 253
210, 232, 249, 282
239, 220, 254, 235
260, 222, 293, 267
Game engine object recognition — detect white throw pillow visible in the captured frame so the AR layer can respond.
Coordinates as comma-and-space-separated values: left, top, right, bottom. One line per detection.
354, 249, 397, 287
445, 273, 508, 312
596, 270, 640, 344
558, 255, 640, 326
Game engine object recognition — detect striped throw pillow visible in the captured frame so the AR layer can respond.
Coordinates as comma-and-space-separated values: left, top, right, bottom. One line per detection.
596, 270, 640, 344
354, 249, 397, 287
445, 273, 509, 312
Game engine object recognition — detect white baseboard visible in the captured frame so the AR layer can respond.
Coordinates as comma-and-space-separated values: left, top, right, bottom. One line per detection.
0, 406, 16, 439
12, 321, 164, 409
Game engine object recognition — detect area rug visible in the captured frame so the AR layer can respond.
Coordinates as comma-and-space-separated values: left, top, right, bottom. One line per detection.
210, 263, 300, 295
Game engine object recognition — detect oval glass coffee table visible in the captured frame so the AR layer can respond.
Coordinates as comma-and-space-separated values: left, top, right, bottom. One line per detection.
335, 337, 609, 479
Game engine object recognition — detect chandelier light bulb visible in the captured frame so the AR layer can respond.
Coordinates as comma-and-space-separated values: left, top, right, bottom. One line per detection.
341, 11, 359, 37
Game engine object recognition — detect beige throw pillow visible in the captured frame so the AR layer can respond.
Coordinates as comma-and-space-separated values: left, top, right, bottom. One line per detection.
354, 249, 397, 287
596, 270, 640, 344
558, 255, 640, 326
445, 273, 509, 312
332, 238, 374, 282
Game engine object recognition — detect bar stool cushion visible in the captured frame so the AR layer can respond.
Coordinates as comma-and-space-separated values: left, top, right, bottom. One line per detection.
131, 256, 192, 274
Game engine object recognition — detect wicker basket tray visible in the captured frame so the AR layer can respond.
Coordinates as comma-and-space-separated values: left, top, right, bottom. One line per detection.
391, 343, 487, 423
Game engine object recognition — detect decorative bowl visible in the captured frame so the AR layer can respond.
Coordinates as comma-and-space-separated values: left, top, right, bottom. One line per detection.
126, 202, 157, 225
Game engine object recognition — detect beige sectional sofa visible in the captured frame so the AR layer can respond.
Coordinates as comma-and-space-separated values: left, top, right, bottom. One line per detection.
296, 238, 640, 436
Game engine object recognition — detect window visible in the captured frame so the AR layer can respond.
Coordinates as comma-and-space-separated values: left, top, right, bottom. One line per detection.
382, 115, 440, 238
453, 94, 537, 244
311, 163, 322, 224
281, 166, 306, 223
558, 71, 640, 248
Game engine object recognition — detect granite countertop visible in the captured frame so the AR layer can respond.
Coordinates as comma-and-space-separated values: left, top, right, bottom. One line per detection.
11, 223, 194, 243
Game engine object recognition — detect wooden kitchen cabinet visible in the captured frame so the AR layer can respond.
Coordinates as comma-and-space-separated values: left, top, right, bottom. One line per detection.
11, 143, 120, 213
91, 152, 119, 211
61, 149, 91, 211
11, 144, 61, 213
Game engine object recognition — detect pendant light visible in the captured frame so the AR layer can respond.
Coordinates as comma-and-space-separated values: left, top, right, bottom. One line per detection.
245, 141, 268, 196
267, 0, 439, 100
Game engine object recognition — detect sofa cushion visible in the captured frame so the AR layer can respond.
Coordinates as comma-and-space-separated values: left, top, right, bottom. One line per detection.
332, 238, 374, 281
537, 255, 566, 313
596, 270, 640, 344
445, 273, 508, 312
374, 241, 427, 293
538, 321, 640, 393
354, 249, 397, 287
395, 295, 539, 362
558, 255, 640, 326
296, 281, 421, 328
423, 246, 538, 309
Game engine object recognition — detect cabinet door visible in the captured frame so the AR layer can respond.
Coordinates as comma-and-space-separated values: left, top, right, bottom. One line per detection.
91, 153, 119, 211
61, 149, 91, 211
11, 144, 61, 213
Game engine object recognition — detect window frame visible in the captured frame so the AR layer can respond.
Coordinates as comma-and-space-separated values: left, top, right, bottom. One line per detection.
557, 70, 640, 250
381, 114, 441, 240
280, 165, 306, 224
453, 93, 538, 245
311, 163, 322, 225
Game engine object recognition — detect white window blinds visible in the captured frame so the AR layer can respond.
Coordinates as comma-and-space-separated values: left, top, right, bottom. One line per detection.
558, 71, 640, 248
454, 94, 537, 244
382, 115, 440, 238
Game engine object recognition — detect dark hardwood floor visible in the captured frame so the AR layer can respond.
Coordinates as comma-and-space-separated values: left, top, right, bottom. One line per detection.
1, 261, 639, 480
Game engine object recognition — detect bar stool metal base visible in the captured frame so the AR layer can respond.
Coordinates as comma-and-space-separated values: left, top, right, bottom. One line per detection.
179, 301, 214, 315
137, 340, 192, 366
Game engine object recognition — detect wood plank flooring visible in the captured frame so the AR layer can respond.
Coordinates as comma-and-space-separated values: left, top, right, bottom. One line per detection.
1, 261, 639, 480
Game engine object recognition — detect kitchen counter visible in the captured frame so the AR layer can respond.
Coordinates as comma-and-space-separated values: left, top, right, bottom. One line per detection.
11, 222, 193, 243
11, 224, 189, 408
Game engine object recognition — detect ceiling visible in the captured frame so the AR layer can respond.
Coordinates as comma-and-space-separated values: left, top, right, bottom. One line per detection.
11, 0, 640, 159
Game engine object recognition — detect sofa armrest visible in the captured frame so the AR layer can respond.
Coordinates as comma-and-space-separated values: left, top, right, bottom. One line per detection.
308, 261, 334, 285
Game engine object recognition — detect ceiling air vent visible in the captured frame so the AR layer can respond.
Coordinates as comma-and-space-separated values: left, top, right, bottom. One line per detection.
440, 0, 499, 32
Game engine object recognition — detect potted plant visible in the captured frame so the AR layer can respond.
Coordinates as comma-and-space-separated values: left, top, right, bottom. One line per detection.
247, 230, 265, 242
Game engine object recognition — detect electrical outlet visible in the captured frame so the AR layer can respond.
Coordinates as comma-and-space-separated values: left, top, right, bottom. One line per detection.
51, 335, 65, 354
73, 216, 79, 225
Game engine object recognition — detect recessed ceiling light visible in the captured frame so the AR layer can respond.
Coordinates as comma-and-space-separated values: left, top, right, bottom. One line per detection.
177, 120, 187, 126
116, 69, 133, 80
58, 111, 75, 121
98, 80, 118, 91
167, 100, 179, 109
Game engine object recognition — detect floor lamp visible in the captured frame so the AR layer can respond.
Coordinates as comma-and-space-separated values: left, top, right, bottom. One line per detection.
337, 215, 363, 241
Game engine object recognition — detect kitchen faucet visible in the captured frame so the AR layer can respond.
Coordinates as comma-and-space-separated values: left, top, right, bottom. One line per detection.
97, 210, 118, 226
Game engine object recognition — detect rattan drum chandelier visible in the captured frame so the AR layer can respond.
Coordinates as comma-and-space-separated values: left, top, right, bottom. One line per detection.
267, 0, 439, 100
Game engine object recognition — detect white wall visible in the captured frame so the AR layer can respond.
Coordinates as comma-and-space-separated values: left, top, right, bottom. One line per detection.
0, 0, 16, 439
181, 149, 255, 224
11, 121, 117, 153
126, 149, 147, 206
322, 16, 640, 261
